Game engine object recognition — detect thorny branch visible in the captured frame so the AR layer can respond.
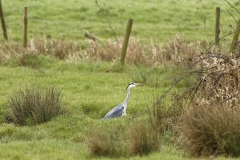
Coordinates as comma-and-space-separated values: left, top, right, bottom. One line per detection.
131, 54, 231, 119
132, 48, 240, 119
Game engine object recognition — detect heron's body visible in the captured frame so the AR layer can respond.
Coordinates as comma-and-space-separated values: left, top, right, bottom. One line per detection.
102, 103, 125, 119
102, 82, 141, 120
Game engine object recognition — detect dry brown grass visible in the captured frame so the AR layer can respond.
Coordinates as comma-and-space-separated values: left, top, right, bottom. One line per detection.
84, 36, 205, 67
0, 38, 82, 65
0, 36, 205, 67
178, 104, 240, 157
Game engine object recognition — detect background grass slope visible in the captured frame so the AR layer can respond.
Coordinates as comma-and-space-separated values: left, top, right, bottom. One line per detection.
2, 0, 239, 42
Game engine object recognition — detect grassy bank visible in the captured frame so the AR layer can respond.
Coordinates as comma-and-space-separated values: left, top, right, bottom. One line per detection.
2, 0, 239, 42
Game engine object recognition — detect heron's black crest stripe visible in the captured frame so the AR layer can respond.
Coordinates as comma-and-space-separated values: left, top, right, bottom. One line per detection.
126, 82, 135, 90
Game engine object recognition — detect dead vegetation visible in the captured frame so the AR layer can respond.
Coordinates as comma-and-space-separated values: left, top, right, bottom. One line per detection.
0, 35, 206, 67
84, 36, 206, 67
178, 104, 240, 157
174, 51, 240, 157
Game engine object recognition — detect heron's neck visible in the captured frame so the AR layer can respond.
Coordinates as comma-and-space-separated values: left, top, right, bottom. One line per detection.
123, 88, 130, 106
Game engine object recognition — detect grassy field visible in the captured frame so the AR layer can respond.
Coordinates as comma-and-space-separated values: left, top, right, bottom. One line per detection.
0, 60, 181, 159
2, 0, 240, 42
1, 0, 240, 160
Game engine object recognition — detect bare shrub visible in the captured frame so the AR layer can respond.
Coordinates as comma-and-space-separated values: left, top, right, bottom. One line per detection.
191, 53, 240, 109
175, 51, 240, 157
8, 85, 64, 126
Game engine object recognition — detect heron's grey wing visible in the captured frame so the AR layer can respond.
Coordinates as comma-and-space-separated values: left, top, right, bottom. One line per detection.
102, 104, 124, 120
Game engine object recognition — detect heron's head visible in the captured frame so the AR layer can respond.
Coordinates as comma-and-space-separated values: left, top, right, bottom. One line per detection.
126, 82, 142, 90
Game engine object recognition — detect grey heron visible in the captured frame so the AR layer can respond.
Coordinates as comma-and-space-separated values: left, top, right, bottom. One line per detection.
102, 82, 142, 120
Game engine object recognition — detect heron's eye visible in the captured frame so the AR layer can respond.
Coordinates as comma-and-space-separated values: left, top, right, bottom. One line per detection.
122, 107, 124, 109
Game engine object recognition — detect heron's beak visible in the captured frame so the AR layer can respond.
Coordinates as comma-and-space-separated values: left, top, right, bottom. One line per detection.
135, 83, 143, 86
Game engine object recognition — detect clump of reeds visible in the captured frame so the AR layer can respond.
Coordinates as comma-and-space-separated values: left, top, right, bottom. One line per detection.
87, 123, 129, 158
179, 104, 240, 157
8, 85, 64, 126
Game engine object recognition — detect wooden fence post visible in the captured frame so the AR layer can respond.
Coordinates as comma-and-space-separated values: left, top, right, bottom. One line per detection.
229, 20, 240, 55
23, 7, 28, 48
0, 0, 8, 40
215, 7, 220, 46
120, 19, 133, 65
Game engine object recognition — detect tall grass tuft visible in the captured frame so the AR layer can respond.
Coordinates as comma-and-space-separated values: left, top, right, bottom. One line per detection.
87, 124, 128, 158
129, 121, 160, 156
178, 104, 240, 157
8, 85, 64, 126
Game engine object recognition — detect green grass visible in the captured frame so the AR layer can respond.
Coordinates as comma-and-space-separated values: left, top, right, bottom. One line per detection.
0, 59, 236, 160
0, 138, 88, 159
0, 0, 240, 159
0, 60, 166, 119
2, 0, 239, 42
0, 60, 171, 159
